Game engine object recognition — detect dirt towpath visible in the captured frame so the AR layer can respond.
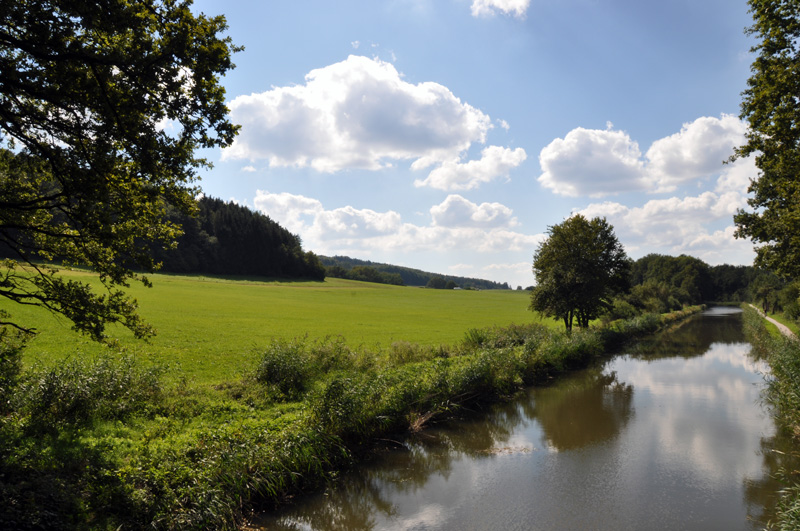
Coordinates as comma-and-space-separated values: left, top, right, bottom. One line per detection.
749, 304, 797, 339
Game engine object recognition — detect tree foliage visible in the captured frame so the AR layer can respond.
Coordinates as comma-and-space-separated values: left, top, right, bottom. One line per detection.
734, 0, 800, 279
601, 257, 757, 323
709, 263, 757, 302
150, 197, 325, 280
426, 276, 448, 289
752, 270, 785, 314
529, 215, 630, 332
323, 264, 403, 285
0, 0, 239, 340
630, 254, 714, 305
320, 255, 508, 289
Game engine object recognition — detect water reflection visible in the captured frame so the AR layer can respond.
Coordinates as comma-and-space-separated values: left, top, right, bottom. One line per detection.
254, 308, 796, 530
530, 370, 633, 451
744, 432, 800, 526
628, 308, 746, 361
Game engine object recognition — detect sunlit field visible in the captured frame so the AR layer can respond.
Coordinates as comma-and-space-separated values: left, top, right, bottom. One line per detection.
4, 270, 546, 384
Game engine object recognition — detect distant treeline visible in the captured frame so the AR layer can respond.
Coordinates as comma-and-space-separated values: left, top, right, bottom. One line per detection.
601, 253, 756, 321
150, 197, 325, 280
320, 255, 510, 289
631, 254, 754, 304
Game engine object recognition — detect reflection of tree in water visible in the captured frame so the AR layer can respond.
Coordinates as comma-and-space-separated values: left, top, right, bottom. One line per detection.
429, 397, 526, 456
258, 369, 635, 529
531, 368, 634, 451
627, 311, 746, 361
742, 429, 800, 527
257, 400, 529, 530
256, 470, 393, 530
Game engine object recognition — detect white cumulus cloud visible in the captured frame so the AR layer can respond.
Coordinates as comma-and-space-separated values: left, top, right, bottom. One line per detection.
538, 127, 645, 197
537, 115, 751, 198
252, 190, 323, 235
430, 194, 518, 228
415, 146, 527, 190
223, 55, 493, 173
313, 206, 403, 238
576, 189, 753, 264
253, 190, 537, 256
644, 114, 747, 193
471, 0, 530, 18
715, 154, 756, 195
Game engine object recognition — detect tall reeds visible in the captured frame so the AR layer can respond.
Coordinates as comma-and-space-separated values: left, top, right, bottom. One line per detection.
743, 305, 800, 530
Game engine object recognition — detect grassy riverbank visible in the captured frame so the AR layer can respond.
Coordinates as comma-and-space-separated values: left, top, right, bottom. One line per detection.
0, 270, 703, 529
743, 305, 800, 530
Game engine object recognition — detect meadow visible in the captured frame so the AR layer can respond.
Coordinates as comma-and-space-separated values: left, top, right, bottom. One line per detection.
7, 270, 540, 384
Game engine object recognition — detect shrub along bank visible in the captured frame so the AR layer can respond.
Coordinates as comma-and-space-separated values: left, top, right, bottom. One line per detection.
743, 305, 800, 531
0, 307, 701, 530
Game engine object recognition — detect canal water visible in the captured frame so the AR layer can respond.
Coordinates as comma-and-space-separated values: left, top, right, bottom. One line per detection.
256, 307, 797, 530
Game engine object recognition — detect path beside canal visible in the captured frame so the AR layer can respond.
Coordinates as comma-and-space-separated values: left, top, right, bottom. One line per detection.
749, 304, 797, 339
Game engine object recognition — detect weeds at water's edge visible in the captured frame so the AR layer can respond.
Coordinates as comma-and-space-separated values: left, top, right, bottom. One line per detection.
743, 304, 800, 531
0, 307, 704, 530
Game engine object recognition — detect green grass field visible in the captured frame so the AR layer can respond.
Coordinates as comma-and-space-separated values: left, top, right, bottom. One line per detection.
4, 270, 545, 384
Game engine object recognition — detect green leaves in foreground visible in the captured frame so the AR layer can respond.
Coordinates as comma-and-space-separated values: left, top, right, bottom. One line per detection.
0, 0, 240, 340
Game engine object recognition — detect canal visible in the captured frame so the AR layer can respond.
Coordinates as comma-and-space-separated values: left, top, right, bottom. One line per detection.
255, 307, 795, 530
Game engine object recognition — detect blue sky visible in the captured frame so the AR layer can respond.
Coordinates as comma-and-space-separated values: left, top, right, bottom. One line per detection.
190, 0, 757, 288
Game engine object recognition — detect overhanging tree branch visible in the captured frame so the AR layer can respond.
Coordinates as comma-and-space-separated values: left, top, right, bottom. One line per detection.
0, 0, 240, 341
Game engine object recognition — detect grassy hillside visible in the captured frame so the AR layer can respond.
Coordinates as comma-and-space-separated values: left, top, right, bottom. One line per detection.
4, 270, 540, 384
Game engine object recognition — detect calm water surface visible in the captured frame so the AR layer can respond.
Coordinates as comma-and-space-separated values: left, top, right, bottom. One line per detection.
256, 308, 797, 530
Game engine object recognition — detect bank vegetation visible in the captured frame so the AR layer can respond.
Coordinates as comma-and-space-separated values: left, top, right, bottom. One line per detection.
743, 306, 800, 531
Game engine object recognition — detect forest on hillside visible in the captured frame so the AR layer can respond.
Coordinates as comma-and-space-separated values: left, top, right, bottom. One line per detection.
320, 255, 511, 289
149, 197, 325, 280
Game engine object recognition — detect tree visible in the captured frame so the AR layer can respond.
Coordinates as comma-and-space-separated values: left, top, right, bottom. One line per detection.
349, 266, 383, 283
630, 254, 713, 305
529, 215, 630, 332
778, 281, 800, 319
751, 270, 784, 314
733, 0, 800, 279
426, 276, 447, 289
709, 264, 755, 302
0, 0, 240, 340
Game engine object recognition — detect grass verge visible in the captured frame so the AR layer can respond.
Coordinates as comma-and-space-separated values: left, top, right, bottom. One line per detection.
766, 311, 800, 337
0, 306, 702, 529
